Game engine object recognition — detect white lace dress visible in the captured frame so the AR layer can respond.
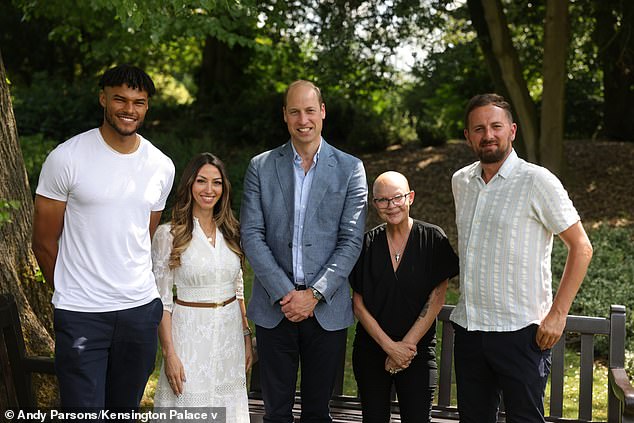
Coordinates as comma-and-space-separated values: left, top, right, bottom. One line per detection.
151, 219, 249, 422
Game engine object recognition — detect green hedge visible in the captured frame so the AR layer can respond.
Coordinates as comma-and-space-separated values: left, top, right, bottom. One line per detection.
552, 224, 634, 371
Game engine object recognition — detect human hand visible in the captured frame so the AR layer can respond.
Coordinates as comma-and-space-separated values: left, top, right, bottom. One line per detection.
164, 353, 186, 396
385, 341, 417, 369
280, 290, 317, 322
537, 309, 566, 350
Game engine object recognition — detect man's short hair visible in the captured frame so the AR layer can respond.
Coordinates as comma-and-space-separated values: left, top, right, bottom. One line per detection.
99, 64, 156, 97
464, 93, 513, 129
284, 80, 324, 107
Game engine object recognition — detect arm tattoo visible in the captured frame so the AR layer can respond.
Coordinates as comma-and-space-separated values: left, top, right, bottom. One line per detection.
418, 285, 441, 320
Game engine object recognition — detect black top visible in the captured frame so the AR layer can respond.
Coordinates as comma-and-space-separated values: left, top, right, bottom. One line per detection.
350, 220, 459, 358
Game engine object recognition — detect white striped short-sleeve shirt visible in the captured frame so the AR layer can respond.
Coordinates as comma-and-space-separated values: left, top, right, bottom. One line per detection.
450, 149, 580, 331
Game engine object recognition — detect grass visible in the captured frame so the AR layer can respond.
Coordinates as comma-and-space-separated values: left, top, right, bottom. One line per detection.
544, 351, 609, 421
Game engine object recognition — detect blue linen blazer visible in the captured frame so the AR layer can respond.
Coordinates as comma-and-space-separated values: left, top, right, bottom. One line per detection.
240, 140, 368, 331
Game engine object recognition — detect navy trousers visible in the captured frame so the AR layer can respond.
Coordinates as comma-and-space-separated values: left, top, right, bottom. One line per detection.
256, 317, 347, 423
54, 298, 163, 413
453, 323, 552, 423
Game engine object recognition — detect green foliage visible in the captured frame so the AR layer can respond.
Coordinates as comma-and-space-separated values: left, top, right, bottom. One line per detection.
552, 224, 634, 365
404, 5, 492, 145
0, 200, 20, 227
12, 73, 101, 142
19, 134, 58, 195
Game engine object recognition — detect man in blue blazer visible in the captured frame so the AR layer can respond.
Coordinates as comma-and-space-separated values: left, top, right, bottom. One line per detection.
241, 80, 368, 422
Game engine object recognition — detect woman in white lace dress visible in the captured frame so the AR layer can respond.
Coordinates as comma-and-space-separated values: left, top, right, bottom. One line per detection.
151, 153, 252, 422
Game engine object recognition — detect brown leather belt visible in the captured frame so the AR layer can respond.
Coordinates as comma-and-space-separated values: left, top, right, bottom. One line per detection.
175, 296, 237, 308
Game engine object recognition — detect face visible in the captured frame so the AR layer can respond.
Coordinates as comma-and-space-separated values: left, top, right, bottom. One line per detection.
372, 180, 414, 226
99, 84, 149, 137
191, 164, 223, 216
283, 84, 326, 148
464, 104, 516, 164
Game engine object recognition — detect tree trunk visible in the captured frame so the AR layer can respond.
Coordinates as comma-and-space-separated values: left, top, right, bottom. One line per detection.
196, 35, 250, 109
468, 0, 540, 163
593, 0, 634, 141
539, 0, 569, 176
0, 48, 55, 405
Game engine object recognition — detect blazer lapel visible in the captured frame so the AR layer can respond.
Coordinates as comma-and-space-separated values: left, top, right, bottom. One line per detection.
304, 141, 337, 224
275, 142, 295, 232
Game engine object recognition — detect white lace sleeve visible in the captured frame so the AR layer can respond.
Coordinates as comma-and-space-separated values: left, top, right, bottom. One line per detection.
235, 268, 245, 300
152, 224, 175, 313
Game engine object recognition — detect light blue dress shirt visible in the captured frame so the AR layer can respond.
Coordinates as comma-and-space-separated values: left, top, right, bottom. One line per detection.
291, 141, 321, 285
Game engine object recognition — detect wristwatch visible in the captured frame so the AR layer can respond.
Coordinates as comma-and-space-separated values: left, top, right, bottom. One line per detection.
309, 287, 324, 302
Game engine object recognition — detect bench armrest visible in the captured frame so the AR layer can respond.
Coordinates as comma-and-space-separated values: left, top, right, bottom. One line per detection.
609, 368, 634, 415
22, 356, 56, 375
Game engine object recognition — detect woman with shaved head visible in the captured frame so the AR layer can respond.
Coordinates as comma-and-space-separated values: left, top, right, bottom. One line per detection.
349, 171, 459, 422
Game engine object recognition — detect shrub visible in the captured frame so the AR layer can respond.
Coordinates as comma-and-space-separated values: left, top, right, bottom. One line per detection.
552, 224, 634, 370
19, 134, 57, 195
12, 73, 101, 142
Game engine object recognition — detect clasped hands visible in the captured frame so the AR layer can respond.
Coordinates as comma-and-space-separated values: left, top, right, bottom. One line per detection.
385, 341, 417, 375
280, 289, 318, 322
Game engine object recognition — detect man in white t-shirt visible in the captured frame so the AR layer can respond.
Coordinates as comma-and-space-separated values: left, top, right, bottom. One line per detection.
450, 93, 593, 422
32, 64, 175, 412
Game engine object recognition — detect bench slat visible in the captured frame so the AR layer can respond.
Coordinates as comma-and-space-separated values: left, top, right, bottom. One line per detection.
437, 319, 454, 407
579, 333, 595, 420
550, 335, 566, 417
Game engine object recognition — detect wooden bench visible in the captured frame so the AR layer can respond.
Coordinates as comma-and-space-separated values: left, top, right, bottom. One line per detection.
0, 293, 55, 409
248, 304, 634, 423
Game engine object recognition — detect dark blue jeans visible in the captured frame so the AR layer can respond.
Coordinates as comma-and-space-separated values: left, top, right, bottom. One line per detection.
453, 323, 552, 423
54, 298, 162, 412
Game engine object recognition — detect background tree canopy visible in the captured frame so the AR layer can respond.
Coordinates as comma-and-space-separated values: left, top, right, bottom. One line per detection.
3, 0, 632, 159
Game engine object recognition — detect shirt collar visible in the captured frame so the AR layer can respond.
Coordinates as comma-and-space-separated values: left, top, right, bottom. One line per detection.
469, 148, 519, 180
291, 139, 322, 166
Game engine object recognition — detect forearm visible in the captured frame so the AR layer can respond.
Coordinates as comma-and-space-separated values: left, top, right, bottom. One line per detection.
32, 241, 58, 287
239, 300, 250, 330
403, 280, 447, 345
552, 245, 593, 316
551, 222, 593, 316
158, 311, 177, 358
353, 293, 395, 353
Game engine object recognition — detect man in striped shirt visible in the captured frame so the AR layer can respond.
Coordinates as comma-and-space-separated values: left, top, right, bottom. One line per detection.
450, 93, 593, 423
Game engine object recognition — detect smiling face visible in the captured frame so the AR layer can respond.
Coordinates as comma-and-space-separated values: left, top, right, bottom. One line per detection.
283, 82, 326, 149
100, 84, 149, 138
191, 164, 223, 217
464, 104, 516, 164
372, 171, 415, 227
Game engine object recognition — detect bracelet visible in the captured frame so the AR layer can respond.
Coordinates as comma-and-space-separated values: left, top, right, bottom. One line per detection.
243, 327, 252, 337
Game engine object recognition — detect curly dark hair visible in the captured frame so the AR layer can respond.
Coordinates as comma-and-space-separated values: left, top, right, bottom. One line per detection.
99, 64, 156, 97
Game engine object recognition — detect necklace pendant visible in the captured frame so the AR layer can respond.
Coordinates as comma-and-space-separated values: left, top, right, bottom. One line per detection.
395, 253, 400, 262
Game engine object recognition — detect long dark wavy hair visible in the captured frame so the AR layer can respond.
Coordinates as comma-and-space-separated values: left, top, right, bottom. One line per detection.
168, 153, 243, 270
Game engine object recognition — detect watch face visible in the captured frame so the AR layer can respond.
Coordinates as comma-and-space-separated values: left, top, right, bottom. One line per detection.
311, 288, 323, 300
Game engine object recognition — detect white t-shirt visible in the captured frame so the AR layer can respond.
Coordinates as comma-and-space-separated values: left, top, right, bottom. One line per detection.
36, 128, 175, 312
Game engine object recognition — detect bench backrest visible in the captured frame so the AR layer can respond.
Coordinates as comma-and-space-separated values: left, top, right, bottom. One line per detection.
434, 304, 627, 422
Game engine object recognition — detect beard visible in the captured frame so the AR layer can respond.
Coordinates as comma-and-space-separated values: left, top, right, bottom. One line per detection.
104, 107, 144, 137
477, 139, 512, 164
